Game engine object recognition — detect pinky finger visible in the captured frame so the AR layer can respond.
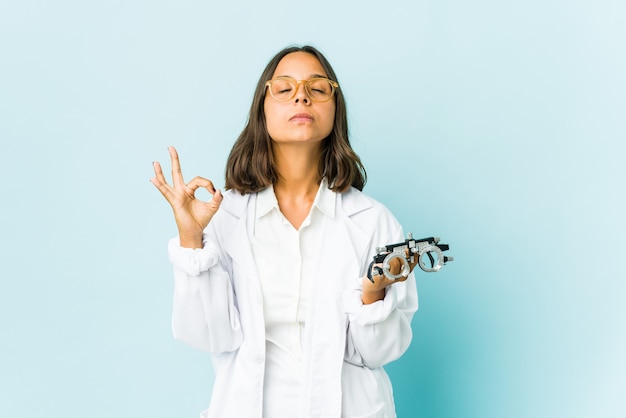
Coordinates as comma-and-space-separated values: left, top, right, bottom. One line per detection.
152, 161, 169, 185
150, 177, 170, 199
150, 170, 174, 202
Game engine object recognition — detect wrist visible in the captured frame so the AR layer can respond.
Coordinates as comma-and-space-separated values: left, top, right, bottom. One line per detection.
361, 288, 385, 305
179, 233, 203, 249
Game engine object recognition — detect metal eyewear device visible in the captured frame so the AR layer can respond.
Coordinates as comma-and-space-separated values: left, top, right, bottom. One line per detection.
367, 233, 454, 282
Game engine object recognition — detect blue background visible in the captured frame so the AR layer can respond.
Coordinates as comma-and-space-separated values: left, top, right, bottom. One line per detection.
1, 0, 624, 417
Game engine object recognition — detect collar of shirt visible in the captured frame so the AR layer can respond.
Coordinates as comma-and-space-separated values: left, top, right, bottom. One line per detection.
255, 178, 336, 219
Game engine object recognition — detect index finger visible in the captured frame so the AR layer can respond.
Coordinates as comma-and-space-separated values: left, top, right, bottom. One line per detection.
168, 146, 185, 186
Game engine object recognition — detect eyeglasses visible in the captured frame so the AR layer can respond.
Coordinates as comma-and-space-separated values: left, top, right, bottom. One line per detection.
265, 76, 339, 103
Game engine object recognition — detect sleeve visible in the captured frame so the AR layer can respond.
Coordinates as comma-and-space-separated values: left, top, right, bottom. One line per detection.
168, 234, 243, 354
342, 223, 419, 369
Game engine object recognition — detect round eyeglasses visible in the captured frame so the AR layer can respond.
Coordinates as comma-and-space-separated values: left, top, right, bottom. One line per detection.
265, 76, 339, 103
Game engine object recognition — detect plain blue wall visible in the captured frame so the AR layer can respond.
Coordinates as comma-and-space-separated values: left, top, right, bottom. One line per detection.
1, 0, 624, 417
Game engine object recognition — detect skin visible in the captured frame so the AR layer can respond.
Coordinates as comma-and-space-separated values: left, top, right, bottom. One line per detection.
264, 52, 336, 146
151, 51, 417, 304
151, 146, 222, 249
264, 52, 336, 231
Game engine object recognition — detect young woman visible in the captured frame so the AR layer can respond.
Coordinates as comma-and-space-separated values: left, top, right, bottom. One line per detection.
151, 45, 419, 418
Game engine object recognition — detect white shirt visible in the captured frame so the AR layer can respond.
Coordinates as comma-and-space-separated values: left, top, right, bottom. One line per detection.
251, 181, 335, 416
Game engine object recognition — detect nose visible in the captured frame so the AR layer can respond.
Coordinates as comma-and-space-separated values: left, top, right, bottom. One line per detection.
293, 81, 309, 104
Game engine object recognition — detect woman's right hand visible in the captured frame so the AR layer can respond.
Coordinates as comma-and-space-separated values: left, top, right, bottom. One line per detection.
150, 146, 223, 248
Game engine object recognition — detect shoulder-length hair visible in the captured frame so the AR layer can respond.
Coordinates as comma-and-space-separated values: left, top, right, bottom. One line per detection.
224, 45, 367, 194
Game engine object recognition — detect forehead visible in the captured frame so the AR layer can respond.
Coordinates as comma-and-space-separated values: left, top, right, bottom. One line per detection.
272, 52, 328, 78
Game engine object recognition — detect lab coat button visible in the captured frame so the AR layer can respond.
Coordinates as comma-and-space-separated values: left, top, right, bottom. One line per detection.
254, 353, 264, 363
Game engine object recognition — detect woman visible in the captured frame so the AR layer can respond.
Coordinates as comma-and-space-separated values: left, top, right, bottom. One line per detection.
151, 45, 419, 418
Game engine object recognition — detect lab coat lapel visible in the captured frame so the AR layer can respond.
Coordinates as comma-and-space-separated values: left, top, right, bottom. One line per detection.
219, 192, 261, 293
302, 189, 373, 417
339, 188, 375, 272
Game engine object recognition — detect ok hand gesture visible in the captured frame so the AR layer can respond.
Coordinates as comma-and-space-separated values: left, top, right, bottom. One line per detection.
150, 147, 223, 248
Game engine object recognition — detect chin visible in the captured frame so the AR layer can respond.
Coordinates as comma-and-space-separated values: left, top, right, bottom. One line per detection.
271, 132, 326, 144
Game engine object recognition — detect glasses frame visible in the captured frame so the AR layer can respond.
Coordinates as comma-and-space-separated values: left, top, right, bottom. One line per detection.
265, 76, 339, 103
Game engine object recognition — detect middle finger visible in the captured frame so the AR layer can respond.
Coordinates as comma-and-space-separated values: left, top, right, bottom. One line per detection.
169, 146, 185, 187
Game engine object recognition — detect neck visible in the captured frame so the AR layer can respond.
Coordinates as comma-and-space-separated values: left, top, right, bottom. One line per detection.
271, 142, 323, 230
272, 142, 322, 197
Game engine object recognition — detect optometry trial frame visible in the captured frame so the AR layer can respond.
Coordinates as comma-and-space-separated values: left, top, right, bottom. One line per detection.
367, 233, 454, 282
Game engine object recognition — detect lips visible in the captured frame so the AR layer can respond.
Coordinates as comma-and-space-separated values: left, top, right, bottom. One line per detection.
289, 113, 314, 122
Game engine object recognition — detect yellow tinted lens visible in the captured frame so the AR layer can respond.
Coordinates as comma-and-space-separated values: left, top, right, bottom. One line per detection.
307, 79, 333, 101
270, 78, 295, 101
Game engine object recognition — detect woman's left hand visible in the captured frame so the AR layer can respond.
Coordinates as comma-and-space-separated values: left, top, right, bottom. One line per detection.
361, 250, 418, 304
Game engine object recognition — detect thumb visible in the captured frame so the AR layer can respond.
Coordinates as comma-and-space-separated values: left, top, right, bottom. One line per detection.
209, 189, 224, 211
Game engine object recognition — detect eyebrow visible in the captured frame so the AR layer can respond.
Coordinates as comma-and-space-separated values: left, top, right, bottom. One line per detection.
275, 73, 329, 79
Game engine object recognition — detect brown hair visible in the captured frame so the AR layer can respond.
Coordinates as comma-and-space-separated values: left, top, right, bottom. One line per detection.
224, 45, 367, 194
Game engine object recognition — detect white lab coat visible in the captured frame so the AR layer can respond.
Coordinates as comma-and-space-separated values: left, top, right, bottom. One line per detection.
168, 186, 418, 418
